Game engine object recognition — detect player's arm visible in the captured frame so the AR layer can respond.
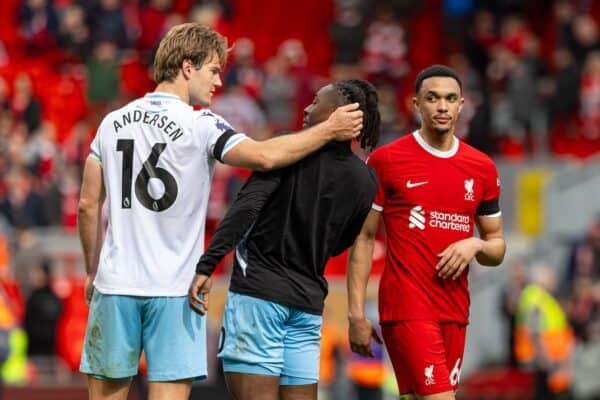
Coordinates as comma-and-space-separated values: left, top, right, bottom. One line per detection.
347, 210, 383, 357
436, 214, 505, 279
78, 156, 105, 305
188, 170, 282, 315
473, 214, 505, 266
222, 103, 363, 171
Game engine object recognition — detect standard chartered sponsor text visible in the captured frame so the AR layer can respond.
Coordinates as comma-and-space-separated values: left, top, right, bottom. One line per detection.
429, 211, 470, 232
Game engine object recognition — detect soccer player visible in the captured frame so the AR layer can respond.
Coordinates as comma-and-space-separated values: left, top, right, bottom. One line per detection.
188, 80, 381, 400
77, 23, 363, 400
346, 65, 506, 400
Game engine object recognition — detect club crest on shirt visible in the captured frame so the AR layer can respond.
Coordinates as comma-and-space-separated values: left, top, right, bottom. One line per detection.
214, 118, 232, 133
464, 178, 475, 201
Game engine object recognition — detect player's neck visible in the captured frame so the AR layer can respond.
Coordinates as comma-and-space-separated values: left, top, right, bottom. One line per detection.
418, 128, 456, 152
154, 81, 190, 104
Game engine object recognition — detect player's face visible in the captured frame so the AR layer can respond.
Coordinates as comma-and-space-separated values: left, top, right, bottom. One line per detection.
302, 85, 338, 128
189, 53, 222, 106
414, 77, 464, 135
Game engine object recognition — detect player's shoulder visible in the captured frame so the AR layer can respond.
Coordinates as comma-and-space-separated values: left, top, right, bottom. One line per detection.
194, 109, 235, 132
458, 140, 497, 168
97, 101, 136, 132
349, 154, 378, 184
368, 133, 413, 165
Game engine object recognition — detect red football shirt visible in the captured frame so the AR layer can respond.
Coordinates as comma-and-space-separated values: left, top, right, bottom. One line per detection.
368, 131, 501, 324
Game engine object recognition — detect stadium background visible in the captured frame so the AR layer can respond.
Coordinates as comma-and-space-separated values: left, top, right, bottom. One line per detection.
0, 0, 599, 398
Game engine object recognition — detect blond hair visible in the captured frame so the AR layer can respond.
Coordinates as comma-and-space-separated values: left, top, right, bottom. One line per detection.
153, 23, 228, 84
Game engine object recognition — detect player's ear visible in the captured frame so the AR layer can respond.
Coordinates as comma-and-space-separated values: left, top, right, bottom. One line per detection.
412, 95, 419, 112
458, 96, 465, 114
182, 59, 193, 80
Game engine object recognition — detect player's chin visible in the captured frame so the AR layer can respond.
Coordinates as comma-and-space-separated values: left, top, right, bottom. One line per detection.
433, 126, 451, 134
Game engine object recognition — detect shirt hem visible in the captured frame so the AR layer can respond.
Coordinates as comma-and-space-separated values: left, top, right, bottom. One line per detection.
94, 285, 188, 297
229, 288, 324, 316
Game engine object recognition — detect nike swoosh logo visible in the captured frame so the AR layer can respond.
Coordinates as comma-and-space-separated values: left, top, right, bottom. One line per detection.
406, 180, 428, 188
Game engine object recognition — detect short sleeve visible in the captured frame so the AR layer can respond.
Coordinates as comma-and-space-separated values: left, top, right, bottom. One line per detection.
89, 118, 106, 163
476, 160, 501, 217
484, 161, 500, 201
366, 148, 387, 212
196, 110, 248, 162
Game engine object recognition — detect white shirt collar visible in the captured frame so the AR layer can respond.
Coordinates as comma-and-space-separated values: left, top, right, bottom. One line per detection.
412, 130, 459, 158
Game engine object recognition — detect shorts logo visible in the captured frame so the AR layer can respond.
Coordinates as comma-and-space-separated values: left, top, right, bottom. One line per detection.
409, 206, 426, 230
464, 179, 475, 201
424, 364, 435, 386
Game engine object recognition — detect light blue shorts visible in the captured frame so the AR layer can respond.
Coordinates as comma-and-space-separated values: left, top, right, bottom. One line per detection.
219, 292, 322, 385
79, 291, 207, 381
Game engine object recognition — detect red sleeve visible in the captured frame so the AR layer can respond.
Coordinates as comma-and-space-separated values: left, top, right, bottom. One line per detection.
476, 159, 501, 217
367, 148, 387, 211
483, 160, 501, 202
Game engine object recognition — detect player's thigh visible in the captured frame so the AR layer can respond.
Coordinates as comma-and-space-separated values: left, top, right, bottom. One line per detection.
141, 296, 207, 382
440, 322, 466, 388
219, 292, 289, 376
279, 383, 318, 400
80, 292, 142, 380
280, 309, 322, 388
224, 372, 279, 400
381, 320, 454, 396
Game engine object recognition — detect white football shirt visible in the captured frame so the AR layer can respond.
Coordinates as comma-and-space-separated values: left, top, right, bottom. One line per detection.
90, 92, 247, 296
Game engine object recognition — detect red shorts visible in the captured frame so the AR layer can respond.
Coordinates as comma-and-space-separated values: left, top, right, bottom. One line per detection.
381, 320, 466, 396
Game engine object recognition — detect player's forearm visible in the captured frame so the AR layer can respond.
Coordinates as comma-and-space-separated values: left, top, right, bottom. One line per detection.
78, 202, 103, 276
347, 237, 375, 320
255, 122, 333, 170
196, 172, 280, 275
475, 237, 506, 266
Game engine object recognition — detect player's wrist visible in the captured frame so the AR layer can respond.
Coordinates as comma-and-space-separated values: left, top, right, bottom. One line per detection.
474, 238, 484, 253
348, 312, 366, 323
318, 119, 336, 141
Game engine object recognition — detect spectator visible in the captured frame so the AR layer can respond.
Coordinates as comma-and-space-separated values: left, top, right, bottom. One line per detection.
570, 14, 600, 64
138, 0, 173, 52
211, 74, 270, 140
11, 228, 45, 300
260, 56, 298, 131
19, 0, 58, 51
11, 73, 42, 134
566, 275, 600, 343
23, 259, 62, 356
86, 40, 120, 108
224, 38, 264, 99
56, 4, 90, 60
361, 6, 409, 85
86, 0, 130, 48
549, 48, 580, 132
0, 168, 48, 228
515, 264, 575, 400
0, 77, 10, 113
500, 258, 528, 366
579, 51, 600, 139
330, 3, 366, 65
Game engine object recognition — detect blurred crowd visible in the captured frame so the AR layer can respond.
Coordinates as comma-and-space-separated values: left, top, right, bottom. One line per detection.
498, 216, 600, 399
0, 0, 599, 397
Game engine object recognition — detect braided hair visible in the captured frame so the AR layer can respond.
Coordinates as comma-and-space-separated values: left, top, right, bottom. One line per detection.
333, 79, 381, 151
